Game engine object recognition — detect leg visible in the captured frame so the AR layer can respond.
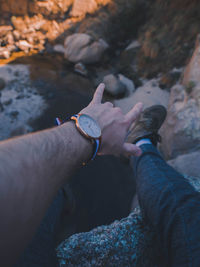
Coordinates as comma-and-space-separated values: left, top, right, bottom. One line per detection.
15, 189, 65, 267
131, 144, 200, 267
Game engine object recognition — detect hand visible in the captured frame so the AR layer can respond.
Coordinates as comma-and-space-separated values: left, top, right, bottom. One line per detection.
81, 83, 143, 157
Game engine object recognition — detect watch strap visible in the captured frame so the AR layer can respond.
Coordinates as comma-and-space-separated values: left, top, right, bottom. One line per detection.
55, 114, 101, 165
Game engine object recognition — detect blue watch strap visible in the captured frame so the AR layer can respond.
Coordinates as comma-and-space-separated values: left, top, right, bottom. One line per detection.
91, 139, 100, 161
55, 114, 100, 165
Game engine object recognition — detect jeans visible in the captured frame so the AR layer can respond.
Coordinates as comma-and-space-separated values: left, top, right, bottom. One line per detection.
15, 190, 65, 267
131, 144, 200, 267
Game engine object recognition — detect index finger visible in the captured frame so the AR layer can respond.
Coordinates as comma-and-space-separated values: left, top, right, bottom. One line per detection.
125, 102, 143, 127
92, 83, 105, 104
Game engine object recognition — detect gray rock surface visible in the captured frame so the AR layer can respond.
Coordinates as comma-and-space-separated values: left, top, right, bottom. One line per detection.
0, 64, 47, 140
114, 79, 170, 114
168, 151, 200, 177
161, 36, 200, 159
57, 208, 156, 267
103, 74, 126, 96
64, 33, 109, 64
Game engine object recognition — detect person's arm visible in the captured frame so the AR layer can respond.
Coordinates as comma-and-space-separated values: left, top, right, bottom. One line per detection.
0, 83, 143, 266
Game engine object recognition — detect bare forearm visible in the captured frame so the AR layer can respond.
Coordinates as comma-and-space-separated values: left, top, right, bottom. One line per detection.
0, 122, 92, 265
0, 83, 143, 266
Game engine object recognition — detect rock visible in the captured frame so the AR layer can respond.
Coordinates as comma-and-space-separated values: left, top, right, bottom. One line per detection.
0, 48, 11, 59
125, 40, 141, 51
0, 78, 6, 91
114, 79, 170, 114
10, 110, 19, 118
71, 0, 98, 17
160, 85, 200, 159
160, 37, 200, 159
118, 74, 135, 95
103, 74, 126, 97
168, 151, 200, 177
16, 40, 32, 53
3, 99, 12, 106
53, 44, 65, 53
29, 0, 73, 17
74, 63, 88, 76
11, 16, 27, 32
0, 26, 13, 37
5, 33, 14, 45
183, 34, 200, 86
16, 94, 25, 100
159, 72, 180, 90
64, 33, 109, 64
13, 30, 21, 41
7, 45, 18, 52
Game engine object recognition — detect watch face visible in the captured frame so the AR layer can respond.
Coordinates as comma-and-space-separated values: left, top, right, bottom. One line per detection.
78, 114, 101, 138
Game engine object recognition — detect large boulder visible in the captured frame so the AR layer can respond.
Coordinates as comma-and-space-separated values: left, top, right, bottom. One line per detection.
160, 85, 200, 159
168, 151, 200, 178
114, 79, 170, 114
160, 35, 200, 159
64, 33, 109, 64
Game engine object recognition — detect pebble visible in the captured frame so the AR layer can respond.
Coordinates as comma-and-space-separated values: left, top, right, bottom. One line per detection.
74, 63, 88, 76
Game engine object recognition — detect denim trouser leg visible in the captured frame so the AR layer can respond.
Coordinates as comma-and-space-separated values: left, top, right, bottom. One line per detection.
15, 189, 65, 267
131, 144, 200, 267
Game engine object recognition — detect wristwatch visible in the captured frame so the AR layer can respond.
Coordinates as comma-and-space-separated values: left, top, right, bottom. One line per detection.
56, 114, 102, 165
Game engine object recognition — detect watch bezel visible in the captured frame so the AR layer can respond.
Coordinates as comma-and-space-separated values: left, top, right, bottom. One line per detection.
72, 114, 102, 140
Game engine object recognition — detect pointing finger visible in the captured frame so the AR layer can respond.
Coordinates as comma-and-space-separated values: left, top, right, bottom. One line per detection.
92, 83, 105, 104
125, 102, 143, 128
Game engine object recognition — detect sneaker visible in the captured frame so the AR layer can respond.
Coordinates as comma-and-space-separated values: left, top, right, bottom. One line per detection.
126, 105, 167, 146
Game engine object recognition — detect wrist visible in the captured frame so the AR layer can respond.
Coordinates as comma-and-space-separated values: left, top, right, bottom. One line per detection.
60, 121, 93, 166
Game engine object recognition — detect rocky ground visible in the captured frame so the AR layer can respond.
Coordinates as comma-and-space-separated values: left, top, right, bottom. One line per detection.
0, 0, 200, 243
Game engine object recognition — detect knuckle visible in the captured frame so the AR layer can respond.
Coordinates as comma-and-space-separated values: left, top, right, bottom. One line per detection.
114, 107, 122, 113
104, 102, 113, 108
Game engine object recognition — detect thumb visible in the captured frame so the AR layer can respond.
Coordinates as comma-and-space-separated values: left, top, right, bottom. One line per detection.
122, 143, 142, 157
